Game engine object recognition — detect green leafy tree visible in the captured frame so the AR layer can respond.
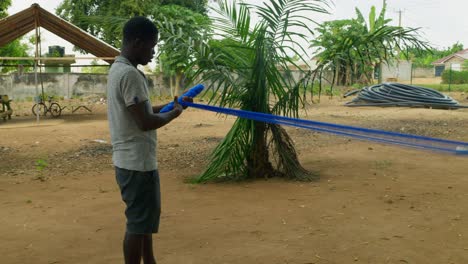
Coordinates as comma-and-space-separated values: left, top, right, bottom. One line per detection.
175, 0, 328, 182
0, 0, 11, 18
56, 0, 210, 84
0, 40, 32, 73
56, 0, 160, 48
82, 59, 110, 74
403, 42, 464, 68
311, 0, 429, 87
151, 4, 211, 95
56, 0, 209, 48
445, 42, 464, 55
160, 0, 209, 14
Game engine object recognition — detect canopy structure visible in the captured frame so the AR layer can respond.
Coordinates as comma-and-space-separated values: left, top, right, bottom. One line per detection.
0, 3, 120, 122
0, 3, 119, 63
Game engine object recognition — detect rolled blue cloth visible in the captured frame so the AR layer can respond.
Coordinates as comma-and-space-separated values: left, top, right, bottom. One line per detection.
159, 84, 205, 113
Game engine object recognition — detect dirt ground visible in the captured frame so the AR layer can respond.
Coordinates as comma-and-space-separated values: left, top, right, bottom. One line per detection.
1, 92, 468, 264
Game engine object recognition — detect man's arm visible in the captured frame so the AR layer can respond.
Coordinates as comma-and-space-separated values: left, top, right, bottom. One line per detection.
152, 96, 192, 113
152, 104, 168, 113
128, 96, 183, 131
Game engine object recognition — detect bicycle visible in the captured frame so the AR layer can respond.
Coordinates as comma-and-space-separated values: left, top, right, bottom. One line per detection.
31, 96, 62, 118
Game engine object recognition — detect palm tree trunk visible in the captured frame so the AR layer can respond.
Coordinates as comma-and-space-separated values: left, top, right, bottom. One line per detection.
345, 64, 351, 85
169, 75, 175, 97
247, 121, 275, 179
175, 72, 182, 95
334, 63, 340, 86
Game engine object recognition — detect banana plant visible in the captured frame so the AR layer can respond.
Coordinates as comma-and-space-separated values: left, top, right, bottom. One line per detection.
311, 0, 430, 90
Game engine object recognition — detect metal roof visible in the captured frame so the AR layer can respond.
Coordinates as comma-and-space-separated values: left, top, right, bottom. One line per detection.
0, 4, 119, 63
432, 49, 468, 65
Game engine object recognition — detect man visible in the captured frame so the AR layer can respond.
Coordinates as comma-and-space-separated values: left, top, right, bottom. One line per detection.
107, 16, 190, 264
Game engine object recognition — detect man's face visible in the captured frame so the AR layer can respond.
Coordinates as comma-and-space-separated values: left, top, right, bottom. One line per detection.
135, 36, 157, 65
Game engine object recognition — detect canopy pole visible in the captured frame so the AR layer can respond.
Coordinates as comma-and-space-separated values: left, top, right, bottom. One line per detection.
34, 10, 40, 123
0, 57, 116, 61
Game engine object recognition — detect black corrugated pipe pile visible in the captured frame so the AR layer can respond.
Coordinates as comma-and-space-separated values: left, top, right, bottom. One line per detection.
344, 83, 468, 109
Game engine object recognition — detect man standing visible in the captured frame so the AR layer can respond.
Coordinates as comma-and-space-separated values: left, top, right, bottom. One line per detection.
107, 16, 188, 264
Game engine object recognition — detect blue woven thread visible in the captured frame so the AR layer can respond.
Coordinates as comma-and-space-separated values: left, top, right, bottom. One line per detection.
183, 102, 468, 155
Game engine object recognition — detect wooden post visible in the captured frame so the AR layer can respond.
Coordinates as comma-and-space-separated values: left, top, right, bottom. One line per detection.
34, 10, 40, 123
449, 64, 452, 92
410, 62, 413, 85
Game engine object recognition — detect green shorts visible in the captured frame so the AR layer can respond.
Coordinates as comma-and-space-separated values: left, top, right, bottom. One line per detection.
115, 167, 161, 234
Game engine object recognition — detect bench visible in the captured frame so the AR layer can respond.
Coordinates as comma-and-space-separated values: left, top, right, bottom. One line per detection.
0, 95, 13, 121
61, 105, 92, 113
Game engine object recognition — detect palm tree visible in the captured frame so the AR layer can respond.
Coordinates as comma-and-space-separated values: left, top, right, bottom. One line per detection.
179, 0, 329, 182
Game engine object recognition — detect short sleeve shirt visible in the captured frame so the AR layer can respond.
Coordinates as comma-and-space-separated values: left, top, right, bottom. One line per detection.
107, 56, 157, 171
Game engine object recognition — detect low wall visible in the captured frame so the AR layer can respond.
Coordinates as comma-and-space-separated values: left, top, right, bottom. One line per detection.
412, 67, 434, 78
0, 72, 172, 100
381, 61, 412, 82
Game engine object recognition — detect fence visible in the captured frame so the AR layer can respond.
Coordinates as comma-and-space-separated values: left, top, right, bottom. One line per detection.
1, 65, 466, 102
0, 72, 174, 100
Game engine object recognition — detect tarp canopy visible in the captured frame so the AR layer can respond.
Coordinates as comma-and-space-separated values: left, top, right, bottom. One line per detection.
0, 3, 119, 63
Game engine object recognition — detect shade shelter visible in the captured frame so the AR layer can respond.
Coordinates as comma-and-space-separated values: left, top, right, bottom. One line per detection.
0, 3, 120, 121
0, 3, 119, 63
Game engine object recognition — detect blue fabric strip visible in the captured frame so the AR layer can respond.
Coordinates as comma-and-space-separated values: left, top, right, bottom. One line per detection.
183, 102, 468, 156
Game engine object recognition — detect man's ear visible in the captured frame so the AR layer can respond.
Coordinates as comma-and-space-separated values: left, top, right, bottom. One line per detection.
133, 38, 144, 48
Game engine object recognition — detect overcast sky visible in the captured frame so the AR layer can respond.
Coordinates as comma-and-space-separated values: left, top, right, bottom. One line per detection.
8, 0, 468, 60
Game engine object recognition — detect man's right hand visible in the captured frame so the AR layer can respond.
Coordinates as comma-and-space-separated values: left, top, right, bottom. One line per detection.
173, 96, 183, 116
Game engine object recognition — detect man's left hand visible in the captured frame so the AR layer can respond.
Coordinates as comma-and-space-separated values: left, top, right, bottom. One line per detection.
181, 96, 193, 109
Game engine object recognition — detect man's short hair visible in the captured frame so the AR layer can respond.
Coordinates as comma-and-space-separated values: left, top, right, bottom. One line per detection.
123, 16, 159, 44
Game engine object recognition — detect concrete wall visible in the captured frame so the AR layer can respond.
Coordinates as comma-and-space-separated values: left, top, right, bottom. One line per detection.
0, 72, 172, 100
412, 67, 434, 78
381, 60, 412, 82
0, 70, 330, 101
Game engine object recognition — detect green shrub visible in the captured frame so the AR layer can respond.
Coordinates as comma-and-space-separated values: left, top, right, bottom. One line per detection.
442, 70, 468, 84
415, 83, 468, 92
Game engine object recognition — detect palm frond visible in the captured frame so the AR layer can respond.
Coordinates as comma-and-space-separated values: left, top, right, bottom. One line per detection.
194, 118, 252, 182
211, 0, 253, 42
269, 124, 318, 181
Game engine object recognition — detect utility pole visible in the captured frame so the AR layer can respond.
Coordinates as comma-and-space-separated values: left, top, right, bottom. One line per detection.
395, 9, 404, 47
394, 9, 404, 81
397, 9, 403, 27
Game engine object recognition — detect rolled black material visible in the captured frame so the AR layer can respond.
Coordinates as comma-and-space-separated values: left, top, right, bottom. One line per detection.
345, 83, 463, 109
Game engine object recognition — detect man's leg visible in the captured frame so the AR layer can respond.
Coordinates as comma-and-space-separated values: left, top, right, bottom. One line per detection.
116, 168, 146, 264
142, 234, 156, 264
123, 232, 144, 264
116, 167, 160, 264
141, 170, 160, 264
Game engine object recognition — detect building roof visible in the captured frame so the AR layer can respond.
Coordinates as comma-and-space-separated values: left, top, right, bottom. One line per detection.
0, 4, 119, 63
432, 49, 468, 65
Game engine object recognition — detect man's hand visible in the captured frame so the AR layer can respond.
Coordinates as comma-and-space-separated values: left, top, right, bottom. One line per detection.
181, 96, 193, 109
173, 96, 183, 116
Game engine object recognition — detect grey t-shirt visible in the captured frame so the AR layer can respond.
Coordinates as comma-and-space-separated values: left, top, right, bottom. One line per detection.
107, 56, 157, 171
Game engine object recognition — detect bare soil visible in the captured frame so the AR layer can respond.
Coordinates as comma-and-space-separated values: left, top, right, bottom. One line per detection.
1, 93, 468, 264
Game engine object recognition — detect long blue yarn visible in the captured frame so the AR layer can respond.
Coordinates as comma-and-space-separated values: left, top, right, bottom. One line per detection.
182, 101, 468, 156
